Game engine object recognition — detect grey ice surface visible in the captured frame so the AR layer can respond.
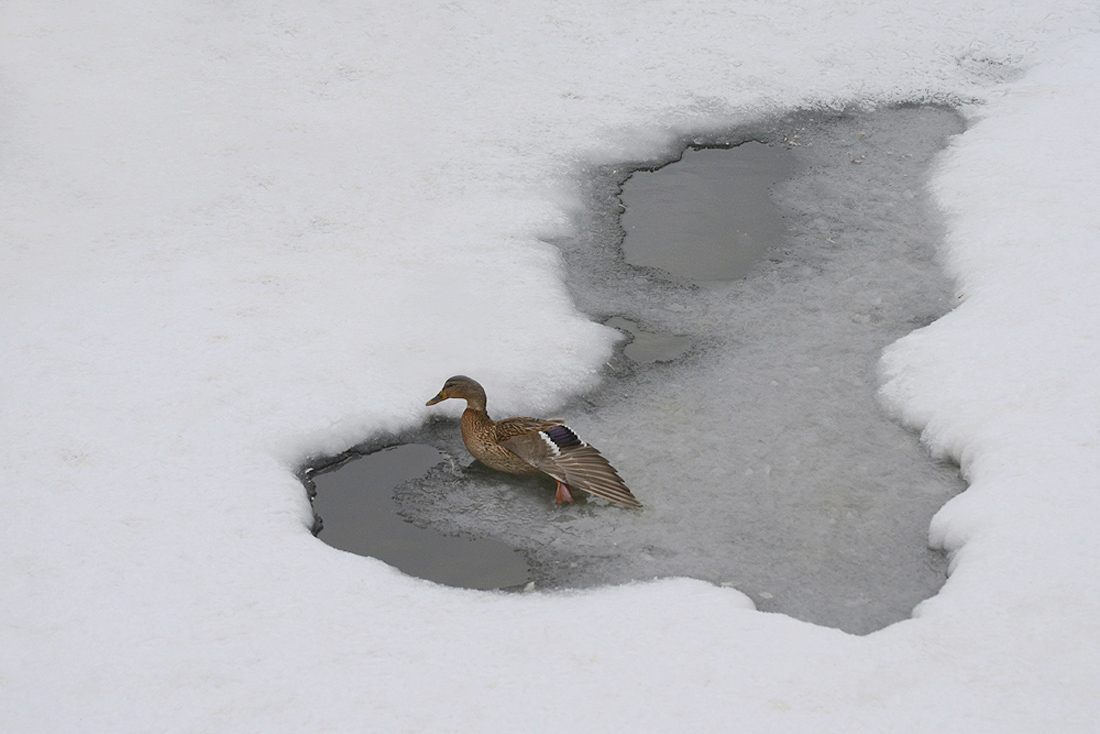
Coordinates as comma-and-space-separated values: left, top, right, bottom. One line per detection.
332, 106, 967, 634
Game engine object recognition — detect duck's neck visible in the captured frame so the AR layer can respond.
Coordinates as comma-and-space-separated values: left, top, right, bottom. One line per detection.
458, 386, 491, 434
460, 401, 494, 449
461, 402, 492, 425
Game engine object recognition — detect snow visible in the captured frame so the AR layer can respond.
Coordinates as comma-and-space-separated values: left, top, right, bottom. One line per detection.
2, 1, 1100, 730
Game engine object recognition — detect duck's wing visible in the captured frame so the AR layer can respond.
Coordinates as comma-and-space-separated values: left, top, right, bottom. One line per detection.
501, 423, 642, 509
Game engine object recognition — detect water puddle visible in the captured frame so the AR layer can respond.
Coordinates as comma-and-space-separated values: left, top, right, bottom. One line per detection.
605, 316, 693, 363
307, 444, 530, 590
620, 142, 795, 282
307, 105, 967, 634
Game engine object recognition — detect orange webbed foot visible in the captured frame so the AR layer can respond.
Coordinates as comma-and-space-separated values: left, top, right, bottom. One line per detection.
554, 480, 574, 504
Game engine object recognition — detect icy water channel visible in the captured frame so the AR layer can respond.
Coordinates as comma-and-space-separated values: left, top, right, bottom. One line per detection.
306, 105, 966, 634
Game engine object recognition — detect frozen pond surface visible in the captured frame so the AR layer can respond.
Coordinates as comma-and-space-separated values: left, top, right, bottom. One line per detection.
312, 105, 966, 634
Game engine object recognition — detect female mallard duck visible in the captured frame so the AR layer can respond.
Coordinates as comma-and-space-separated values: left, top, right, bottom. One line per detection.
426, 375, 641, 509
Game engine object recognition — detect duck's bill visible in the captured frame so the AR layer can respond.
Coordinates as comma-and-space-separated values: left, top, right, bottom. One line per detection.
425, 392, 446, 406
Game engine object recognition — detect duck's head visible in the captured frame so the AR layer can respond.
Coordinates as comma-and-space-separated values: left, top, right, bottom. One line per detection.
426, 375, 487, 407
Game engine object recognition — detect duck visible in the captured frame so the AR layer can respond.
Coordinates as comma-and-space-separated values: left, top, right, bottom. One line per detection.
425, 375, 641, 509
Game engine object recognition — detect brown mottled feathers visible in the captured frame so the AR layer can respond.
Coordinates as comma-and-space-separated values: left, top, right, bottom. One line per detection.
492, 417, 564, 441
425, 375, 641, 508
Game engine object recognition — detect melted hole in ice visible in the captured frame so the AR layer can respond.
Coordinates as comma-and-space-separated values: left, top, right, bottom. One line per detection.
307, 444, 530, 590
620, 142, 795, 282
606, 316, 693, 363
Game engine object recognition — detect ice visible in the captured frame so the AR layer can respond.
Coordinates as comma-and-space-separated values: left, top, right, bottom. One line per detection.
4, 1, 1100, 730
397, 106, 966, 634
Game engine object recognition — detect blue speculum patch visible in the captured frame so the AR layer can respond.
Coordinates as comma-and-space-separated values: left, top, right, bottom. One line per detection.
544, 425, 583, 449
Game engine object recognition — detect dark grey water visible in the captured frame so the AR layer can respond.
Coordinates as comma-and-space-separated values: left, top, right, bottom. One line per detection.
605, 316, 693, 363
308, 444, 530, 590
620, 142, 795, 282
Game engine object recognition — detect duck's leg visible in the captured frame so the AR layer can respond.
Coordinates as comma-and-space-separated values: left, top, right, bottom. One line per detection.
554, 480, 574, 504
